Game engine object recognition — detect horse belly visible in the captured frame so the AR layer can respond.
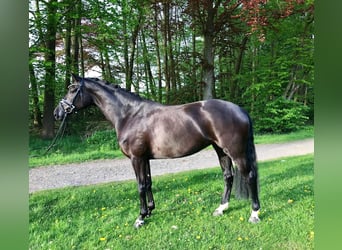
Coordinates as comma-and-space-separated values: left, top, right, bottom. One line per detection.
150, 126, 209, 159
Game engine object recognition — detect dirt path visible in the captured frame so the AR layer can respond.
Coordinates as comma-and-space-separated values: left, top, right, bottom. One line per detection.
29, 138, 314, 193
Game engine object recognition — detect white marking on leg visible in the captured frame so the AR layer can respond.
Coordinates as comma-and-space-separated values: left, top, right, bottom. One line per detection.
213, 202, 229, 216
248, 210, 260, 223
134, 218, 145, 228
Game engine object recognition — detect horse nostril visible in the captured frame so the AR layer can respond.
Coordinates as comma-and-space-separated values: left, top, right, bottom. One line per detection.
54, 110, 63, 120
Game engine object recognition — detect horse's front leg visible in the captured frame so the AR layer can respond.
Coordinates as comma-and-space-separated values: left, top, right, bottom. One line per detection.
145, 160, 155, 217
131, 157, 149, 228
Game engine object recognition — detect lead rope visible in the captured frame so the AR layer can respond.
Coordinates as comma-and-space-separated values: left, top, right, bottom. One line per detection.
29, 114, 69, 158
43, 113, 69, 155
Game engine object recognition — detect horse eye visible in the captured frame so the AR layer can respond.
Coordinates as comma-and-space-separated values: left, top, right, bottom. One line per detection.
68, 85, 78, 93
68, 83, 77, 88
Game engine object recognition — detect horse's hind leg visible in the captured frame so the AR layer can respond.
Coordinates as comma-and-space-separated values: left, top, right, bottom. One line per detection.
234, 157, 261, 223
247, 166, 260, 223
212, 144, 233, 216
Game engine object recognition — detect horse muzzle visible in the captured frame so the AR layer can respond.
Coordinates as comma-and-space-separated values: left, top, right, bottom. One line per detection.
54, 104, 65, 121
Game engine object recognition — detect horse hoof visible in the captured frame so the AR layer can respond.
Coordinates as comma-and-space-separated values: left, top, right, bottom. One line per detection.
248, 216, 260, 223
213, 203, 229, 216
212, 210, 223, 216
134, 218, 145, 228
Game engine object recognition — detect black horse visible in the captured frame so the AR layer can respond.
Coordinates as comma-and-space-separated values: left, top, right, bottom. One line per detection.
54, 75, 261, 228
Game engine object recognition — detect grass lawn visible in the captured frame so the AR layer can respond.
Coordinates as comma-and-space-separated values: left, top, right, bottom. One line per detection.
29, 126, 313, 168
29, 154, 314, 249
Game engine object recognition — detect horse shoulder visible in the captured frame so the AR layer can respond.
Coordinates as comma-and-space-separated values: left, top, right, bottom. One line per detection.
118, 106, 160, 158
118, 129, 150, 158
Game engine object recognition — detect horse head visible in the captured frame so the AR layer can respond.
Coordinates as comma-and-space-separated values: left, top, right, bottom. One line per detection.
54, 74, 93, 120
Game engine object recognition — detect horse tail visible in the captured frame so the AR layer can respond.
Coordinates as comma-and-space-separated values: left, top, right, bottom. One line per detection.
234, 110, 259, 199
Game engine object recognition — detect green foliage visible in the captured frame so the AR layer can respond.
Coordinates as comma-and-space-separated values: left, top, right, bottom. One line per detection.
29, 0, 314, 138
29, 155, 314, 249
254, 98, 310, 133
86, 130, 120, 150
236, 3, 314, 133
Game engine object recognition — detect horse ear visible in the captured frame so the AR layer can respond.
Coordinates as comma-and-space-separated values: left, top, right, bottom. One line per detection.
71, 73, 81, 82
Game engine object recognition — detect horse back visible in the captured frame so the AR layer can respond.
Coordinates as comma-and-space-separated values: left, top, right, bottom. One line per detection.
119, 99, 250, 159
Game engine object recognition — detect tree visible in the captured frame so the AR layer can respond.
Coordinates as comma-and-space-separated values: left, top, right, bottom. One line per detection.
185, 0, 259, 100
41, 0, 58, 139
239, 0, 314, 132
29, 50, 42, 128
186, 0, 222, 99
28, 0, 314, 136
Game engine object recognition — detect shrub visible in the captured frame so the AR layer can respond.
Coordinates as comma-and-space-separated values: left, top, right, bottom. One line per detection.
254, 98, 309, 133
86, 130, 120, 150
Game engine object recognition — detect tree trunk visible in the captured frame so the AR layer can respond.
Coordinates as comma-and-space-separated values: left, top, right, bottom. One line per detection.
64, 2, 72, 88
284, 65, 300, 100
41, 0, 57, 139
153, 3, 163, 103
163, 1, 171, 103
103, 41, 112, 81
167, 5, 176, 96
250, 42, 258, 113
79, 34, 85, 77
127, 15, 142, 91
231, 36, 248, 101
72, 0, 81, 76
29, 57, 42, 128
191, 27, 198, 100
202, 1, 216, 100
123, 0, 130, 90
99, 50, 105, 78
142, 29, 156, 100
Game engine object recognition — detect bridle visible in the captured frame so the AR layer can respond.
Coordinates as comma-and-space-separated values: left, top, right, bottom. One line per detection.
59, 78, 84, 114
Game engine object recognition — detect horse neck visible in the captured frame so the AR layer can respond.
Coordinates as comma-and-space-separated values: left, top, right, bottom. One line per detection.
84, 81, 143, 132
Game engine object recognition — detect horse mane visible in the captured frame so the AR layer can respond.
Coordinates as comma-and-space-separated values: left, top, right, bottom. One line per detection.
85, 77, 145, 102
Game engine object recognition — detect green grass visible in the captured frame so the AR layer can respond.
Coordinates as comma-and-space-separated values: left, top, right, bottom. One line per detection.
29, 154, 314, 249
29, 126, 313, 168
254, 125, 313, 144
29, 131, 122, 167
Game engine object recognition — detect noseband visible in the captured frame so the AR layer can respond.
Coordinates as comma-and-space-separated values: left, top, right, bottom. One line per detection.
60, 79, 84, 114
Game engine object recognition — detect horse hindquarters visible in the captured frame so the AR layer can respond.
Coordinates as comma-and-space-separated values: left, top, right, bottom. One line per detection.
212, 144, 234, 216
245, 125, 261, 222
212, 106, 260, 223
233, 115, 260, 223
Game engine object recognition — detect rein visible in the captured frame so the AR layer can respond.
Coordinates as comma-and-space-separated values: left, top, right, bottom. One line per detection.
30, 110, 69, 158
43, 113, 68, 154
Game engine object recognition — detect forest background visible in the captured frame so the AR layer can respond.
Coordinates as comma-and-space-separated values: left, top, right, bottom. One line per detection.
28, 0, 314, 140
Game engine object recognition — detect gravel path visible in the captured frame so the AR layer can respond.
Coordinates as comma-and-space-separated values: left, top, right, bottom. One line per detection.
29, 138, 314, 193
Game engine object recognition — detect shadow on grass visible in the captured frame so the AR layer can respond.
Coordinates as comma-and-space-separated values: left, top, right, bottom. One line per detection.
150, 155, 313, 222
